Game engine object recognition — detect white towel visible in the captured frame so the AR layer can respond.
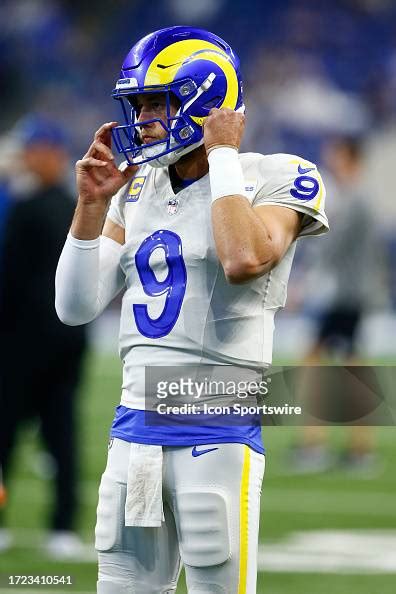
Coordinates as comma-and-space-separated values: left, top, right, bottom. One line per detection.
125, 443, 164, 527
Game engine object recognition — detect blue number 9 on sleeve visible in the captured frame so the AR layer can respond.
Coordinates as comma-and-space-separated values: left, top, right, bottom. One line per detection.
290, 174, 319, 202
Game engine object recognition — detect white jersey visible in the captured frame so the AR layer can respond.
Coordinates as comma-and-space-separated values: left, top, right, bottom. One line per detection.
108, 152, 328, 409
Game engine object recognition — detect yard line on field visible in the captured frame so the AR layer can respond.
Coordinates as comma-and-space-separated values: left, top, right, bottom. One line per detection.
1, 529, 96, 561
257, 530, 396, 573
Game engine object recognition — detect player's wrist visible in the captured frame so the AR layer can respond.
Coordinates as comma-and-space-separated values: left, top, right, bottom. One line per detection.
207, 146, 246, 203
75, 197, 110, 218
77, 194, 112, 208
206, 143, 239, 155
71, 200, 109, 240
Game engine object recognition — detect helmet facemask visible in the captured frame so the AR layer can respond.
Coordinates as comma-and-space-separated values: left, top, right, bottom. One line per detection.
112, 74, 218, 167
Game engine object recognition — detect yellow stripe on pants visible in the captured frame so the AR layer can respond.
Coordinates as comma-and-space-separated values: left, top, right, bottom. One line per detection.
238, 445, 251, 594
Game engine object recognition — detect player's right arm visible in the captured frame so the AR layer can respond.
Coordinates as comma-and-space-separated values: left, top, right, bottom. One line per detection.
55, 123, 137, 326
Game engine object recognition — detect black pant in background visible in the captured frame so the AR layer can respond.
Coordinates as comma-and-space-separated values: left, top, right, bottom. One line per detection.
0, 338, 86, 531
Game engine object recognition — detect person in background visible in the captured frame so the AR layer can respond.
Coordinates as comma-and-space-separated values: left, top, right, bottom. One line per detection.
0, 115, 88, 558
0, 184, 11, 247
0, 135, 17, 281
292, 136, 387, 475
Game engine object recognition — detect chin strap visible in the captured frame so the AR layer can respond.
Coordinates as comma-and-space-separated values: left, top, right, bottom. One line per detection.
147, 137, 204, 168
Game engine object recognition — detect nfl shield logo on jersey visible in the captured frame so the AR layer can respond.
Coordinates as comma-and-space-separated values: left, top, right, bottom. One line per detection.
167, 197, 179, 215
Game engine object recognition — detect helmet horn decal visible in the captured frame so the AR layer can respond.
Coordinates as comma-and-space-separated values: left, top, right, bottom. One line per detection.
144, 39, 227, 86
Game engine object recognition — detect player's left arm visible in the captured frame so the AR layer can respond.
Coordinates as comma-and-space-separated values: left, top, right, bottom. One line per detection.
205, 108, 302, 284
212, 197, 302, 283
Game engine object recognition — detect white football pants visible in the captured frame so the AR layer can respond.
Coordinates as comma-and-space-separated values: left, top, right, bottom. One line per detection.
95, 438, 265, 593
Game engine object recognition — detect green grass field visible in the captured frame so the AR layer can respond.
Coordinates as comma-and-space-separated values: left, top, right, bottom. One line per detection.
1, 353, 395, 593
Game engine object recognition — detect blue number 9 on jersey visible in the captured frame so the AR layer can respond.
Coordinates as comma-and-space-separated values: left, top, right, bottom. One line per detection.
133, 230, 187, 339
290, 174, 319, 202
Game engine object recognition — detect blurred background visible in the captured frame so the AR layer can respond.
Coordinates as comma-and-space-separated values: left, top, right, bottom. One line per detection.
1, 0, 396, 593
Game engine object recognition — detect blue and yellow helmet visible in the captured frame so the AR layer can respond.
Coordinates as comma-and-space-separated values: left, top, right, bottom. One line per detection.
111, 26, 244, 167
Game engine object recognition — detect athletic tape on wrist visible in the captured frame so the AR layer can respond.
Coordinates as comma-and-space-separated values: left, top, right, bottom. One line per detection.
207, 146, 246, 203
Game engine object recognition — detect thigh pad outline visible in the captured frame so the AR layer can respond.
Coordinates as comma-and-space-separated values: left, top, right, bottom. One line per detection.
95, 475, 126, 552
176, 490, 231, 568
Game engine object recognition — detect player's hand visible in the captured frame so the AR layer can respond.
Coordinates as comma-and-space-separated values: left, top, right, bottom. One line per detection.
203, 108, 245, 154
76, 122, 138, 205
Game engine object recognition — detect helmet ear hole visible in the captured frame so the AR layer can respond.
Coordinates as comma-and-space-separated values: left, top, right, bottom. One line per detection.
202, 96, 222, 110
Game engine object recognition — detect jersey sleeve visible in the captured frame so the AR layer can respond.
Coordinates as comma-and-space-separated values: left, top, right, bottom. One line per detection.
106, 167, 148, 228
248, 153, 329, 238
106, 185, 127, 228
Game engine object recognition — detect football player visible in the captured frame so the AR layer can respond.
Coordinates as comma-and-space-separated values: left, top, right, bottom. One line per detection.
55, 26, 328, 594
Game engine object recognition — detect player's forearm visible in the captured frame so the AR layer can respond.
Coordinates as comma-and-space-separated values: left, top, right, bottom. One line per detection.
55, 234, 124, 326
211, 196, 276, 283
70, 199, 109, 240
208, 147, 276, 283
